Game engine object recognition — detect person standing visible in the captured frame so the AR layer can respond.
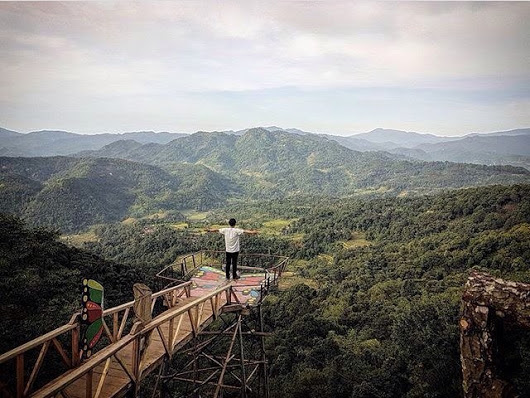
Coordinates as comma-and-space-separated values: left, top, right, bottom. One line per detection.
208, 218, 258, 280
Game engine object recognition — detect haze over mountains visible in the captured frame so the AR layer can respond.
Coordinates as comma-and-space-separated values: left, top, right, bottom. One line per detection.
1, 126, 529, 169
0, 128, 187, 157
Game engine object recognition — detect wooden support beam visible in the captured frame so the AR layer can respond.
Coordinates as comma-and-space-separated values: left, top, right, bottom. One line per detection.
172, 377, 240, 391
51, 338, 71, 368
112, 313, 119, 342
117, 308, 129, 340
102, 320, 115, 344
16, 354, 24, 398
85, 369, 93, 398
171, 315, 184, 352
93, 358, 111, 398
71, 325, 80, 368
214, 316, 240, 398
24, 341, 51, 395
113, 354, 135, 383
238, 319, 248, 398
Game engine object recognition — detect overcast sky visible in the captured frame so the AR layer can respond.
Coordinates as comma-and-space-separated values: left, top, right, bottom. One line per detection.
1, 1, 529, 136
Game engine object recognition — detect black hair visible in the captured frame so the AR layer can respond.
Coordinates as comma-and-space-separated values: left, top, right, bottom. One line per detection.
229, 218, 236, 226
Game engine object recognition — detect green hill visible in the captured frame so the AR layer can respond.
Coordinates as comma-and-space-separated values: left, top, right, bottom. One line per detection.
80, 128, 530, 197
0, 157, 237, 232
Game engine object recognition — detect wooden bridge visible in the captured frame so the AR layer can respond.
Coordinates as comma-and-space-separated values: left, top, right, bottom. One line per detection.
0, 251, 288, 398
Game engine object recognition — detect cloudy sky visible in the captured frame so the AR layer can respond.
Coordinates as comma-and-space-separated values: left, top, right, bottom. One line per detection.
1, 1, 529, 136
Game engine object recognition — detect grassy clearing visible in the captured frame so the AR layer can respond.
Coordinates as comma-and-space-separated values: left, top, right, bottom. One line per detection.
342, 231, 371, 249
261, 218, 297, 235
278, 259, 318, 290
182, 210, 210, 221
278, 271, 318, 290
61, 230, 99, 247
170, 222, 189, 230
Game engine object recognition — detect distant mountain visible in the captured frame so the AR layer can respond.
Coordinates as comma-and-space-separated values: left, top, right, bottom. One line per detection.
0, 127, 21, 138
230, 126, 311, 136
0, 128, 188, 157
0, 156, 237, 232
466, 128, 530, 137
320, 134, 385, 152
351, 128, 453, 149
391, 132, 530, 169
78, 128, 530, 198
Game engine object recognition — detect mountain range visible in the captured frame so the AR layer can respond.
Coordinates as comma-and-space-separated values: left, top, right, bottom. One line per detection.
2, 126, 530, 232
75, 127, 530, 196
1, 126, 528, 169
0, 128, 187, 157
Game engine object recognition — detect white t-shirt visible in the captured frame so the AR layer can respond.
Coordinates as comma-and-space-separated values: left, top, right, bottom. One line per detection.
219, 227, 244, 253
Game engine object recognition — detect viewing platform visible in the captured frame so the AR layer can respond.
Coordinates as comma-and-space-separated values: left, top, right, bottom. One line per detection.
0, 251, 288, 398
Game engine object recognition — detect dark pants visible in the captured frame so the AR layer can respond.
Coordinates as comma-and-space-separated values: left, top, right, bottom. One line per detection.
226, 251, 239, 279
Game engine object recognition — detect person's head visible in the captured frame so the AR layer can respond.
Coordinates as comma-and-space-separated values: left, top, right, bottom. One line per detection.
229, 218, 236, 227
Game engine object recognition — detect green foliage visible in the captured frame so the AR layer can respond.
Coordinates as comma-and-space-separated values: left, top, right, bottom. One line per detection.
261, 184, 530, 397
0, 157, 235, 232
2, 177, 530, 396
0, 213, 148, 354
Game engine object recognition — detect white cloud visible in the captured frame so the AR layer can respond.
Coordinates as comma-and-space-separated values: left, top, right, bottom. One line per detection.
0, 1, 528, 134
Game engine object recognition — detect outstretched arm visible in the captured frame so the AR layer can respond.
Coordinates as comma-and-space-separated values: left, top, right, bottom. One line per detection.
206, 228, 219, 233
243, 229, 259, 235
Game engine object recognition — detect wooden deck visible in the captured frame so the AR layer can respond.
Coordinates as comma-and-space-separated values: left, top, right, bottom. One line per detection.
30, 285, 233, 398
46, 295, 225, 398
0, 251, 289, 398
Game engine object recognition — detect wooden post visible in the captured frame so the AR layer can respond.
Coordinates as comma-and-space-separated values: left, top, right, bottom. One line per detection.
16, 354, 24, 398
113, 313, 119, 342
132, 336, 140, 397
72, 325, 80, 367
259, 305, 270, 398
86, 369, 93, 398
238, 317, 247, 398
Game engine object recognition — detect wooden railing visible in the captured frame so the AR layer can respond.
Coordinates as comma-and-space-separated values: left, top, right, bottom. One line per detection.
156, 250, 289, 300
1, 251, 288, 398
0, 281, 196, 398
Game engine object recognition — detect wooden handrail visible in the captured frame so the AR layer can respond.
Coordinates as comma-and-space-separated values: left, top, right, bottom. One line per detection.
30, 286, 233, 398
138, 285, 231, 334
1, 250, 287, 398
0, 324, 78, 364
0, 281, 193, 363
